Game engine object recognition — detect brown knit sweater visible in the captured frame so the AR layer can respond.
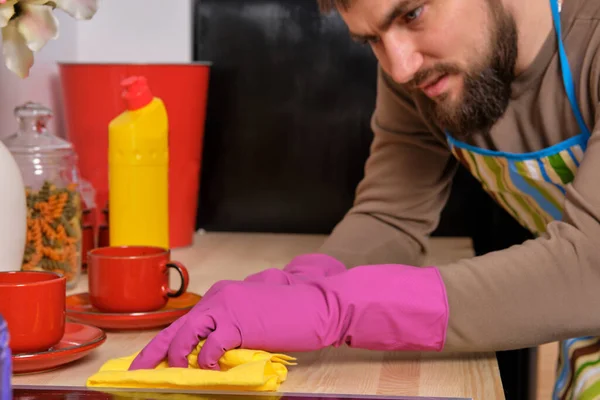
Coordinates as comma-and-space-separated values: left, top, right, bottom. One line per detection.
318, 0, 600, 352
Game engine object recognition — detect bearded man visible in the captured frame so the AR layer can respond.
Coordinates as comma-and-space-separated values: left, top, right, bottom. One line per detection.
131, 0, 600, 398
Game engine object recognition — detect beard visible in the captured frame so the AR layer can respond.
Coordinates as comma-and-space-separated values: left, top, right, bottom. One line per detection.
412, 1, 518, 137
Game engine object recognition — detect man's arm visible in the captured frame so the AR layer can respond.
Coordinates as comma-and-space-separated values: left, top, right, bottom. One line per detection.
318, 68, 458, 267
319, 65, 600, 351
439, 104, 600, 351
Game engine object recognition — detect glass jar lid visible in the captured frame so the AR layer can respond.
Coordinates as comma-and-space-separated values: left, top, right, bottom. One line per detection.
2, 102, 73, 154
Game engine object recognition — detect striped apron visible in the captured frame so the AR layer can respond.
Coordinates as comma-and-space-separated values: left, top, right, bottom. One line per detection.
445, 0, 596, 398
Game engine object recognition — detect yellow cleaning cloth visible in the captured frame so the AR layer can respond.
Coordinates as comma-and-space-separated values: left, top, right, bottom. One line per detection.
86, 340, 297, 392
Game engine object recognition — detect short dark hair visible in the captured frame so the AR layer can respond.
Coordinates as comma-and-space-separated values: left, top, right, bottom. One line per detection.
316, 0, 351, 13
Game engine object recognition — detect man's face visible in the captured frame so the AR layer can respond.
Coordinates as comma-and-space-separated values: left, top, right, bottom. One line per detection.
339, 0, 518, 136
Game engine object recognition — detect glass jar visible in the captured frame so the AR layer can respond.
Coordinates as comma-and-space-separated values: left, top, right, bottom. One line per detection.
0, 314, 10, 400
2, 102, 82, 289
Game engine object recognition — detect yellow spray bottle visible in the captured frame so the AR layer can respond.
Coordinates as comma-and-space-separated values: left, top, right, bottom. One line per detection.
108, 76, 169, 249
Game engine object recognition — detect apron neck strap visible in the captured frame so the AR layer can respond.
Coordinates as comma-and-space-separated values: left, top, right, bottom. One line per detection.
550, 0, 591, 136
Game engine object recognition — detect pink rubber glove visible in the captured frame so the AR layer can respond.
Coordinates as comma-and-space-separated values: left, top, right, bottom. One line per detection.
245, 253, 347, 283
142, 253, 347, 354
200, 253, 347, 302
128, 264, 448, 371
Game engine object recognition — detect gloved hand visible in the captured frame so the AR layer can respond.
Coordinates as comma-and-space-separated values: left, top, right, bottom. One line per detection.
245, 253, 347, 283
200, 253, 347, 302
128, 263, 449, 371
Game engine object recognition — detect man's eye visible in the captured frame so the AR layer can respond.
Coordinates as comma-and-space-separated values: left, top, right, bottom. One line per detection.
354, 36, 380, 46
404, 6, 424, 23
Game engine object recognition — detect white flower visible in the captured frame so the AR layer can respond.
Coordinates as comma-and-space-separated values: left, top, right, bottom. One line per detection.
0, 1, 17, 29
50, 0, 98, 20
0, 0, 98, 78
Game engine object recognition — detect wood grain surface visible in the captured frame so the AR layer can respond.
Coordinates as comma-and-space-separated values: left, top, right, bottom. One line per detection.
12, 231, 505, 399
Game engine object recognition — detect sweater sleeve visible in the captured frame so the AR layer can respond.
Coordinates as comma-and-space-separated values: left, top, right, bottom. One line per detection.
318, 67, 458, 268
439, 104, 600, 352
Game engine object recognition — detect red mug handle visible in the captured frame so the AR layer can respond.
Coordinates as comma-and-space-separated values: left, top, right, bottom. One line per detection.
165, 261, 190, 298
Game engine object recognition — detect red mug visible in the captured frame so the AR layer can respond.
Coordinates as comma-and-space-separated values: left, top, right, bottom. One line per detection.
87, 246, 190, 313
0, 271, 66, 354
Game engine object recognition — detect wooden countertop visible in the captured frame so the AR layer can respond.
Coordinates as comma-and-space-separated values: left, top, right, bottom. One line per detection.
12, 231, 505, 399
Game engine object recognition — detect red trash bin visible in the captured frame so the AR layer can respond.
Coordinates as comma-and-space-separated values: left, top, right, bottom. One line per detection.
58, 63, 211, 248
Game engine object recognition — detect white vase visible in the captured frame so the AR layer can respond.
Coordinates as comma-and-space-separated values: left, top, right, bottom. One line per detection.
0, 141, 26, 272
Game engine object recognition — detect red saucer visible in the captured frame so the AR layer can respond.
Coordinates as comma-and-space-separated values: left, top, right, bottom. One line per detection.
12, 322, 106, 374
66, 292, 202, 330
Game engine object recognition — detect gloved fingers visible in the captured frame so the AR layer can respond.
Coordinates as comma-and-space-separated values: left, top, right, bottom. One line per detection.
283, 254, 347, 278
197, 322, 243, 370
128, 314, 189, 370
201, 279, 237, 302
167, 313, 217, 368
244, 268, 293, 284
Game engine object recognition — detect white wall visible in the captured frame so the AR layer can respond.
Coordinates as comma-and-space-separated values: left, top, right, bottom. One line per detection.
0, 11, 77, 138
0, 0, 192, 138
76, 0, 192, 63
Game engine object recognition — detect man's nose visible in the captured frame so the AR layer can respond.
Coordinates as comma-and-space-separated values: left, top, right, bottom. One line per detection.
385, 38, 423, 84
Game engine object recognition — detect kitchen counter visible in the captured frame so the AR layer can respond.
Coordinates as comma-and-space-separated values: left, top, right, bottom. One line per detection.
12, 231, 505, 399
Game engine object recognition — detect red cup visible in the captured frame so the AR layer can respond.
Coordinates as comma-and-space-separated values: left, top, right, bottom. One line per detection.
87, 246, 190, 313
58, 63, 211, 248
0, 271, 66, 354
